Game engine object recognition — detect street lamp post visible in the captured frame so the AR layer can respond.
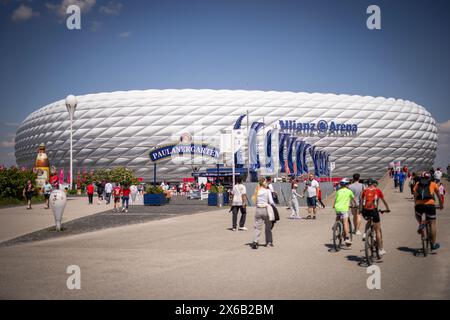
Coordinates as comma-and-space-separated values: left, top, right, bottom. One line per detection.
65, 95, 77, 190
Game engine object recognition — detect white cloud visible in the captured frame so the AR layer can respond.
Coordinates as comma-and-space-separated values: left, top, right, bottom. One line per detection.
99, 1, 122, 16
2, 122, 20, 127
117, 31, 130, 38
0, 137, 15, 148
46, 0, 96, 18
11, 4, 39, 22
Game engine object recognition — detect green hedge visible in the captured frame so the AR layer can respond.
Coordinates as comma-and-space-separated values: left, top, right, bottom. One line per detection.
0, 167, 37, 200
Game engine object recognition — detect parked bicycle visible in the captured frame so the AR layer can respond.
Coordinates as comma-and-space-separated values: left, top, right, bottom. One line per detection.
363, 209, 389, 265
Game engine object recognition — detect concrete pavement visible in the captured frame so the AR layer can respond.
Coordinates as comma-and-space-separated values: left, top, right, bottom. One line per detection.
0, 194, 144, 243
0, 179, 449, 299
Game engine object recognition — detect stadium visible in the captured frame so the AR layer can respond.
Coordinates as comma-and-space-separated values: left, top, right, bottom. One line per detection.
14, 89, 438, 181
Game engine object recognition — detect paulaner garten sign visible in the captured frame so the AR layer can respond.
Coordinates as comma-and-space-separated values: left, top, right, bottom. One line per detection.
279, 119, 358, 135
150, 144, 220, 162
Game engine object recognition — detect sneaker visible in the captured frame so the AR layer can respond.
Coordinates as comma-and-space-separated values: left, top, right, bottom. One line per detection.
431, 243, 440, 251
378, 249, 387, 256
345, 239, 352, 246
251, 242, 258, 249
121, 208, 125, 213
355, 230, 362, 236
232, 228, 237, 231
266, 242, 274, 247
362, 233, 366, 241
125, 209, 128, 213
238, 227, 248, 231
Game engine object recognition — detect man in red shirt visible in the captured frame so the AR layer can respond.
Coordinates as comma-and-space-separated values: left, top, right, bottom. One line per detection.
360, 179, 390, 257
112, 183, 122, 213
87, 182, 95, 205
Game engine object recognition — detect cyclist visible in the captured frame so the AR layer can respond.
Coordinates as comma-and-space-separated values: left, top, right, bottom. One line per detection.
413, 172, 443, 250
333, 178, 356, 246
360, 179, 390, 257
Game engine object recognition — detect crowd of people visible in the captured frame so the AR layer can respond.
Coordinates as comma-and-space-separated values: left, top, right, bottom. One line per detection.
227, 168, 446, 257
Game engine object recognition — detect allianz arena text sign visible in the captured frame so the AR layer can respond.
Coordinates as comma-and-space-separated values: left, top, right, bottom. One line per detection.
279, 120, 358, 136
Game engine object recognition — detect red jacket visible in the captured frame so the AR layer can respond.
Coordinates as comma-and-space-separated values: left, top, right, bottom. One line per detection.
87, 184, 94, 194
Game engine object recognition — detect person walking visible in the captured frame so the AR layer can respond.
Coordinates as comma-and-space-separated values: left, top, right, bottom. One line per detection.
266, 177, 279, 204
104, 181, 113, 204
398, 170, 406, 193
303, 173, 320, 219
121, 183, 131, 213
87, 182, 94, 204
230, 177, 248, 231
112, 183, 122, 212
438, 182, 446, 207
23, 180, 35, 210
250, 178, 275, 249
349, 173, 364, 235
96, 181, 104, 205
434, 168, 443, 183
289, 181, 303, 219
42, 180, 53, 209
409, 172, 419, 199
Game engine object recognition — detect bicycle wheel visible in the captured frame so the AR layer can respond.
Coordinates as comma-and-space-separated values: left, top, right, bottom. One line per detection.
364, 222, 373, 265
332, 221, 342, 251
426, 223, 432, 254
421, 224, 428, 257
373, 228, 381, 260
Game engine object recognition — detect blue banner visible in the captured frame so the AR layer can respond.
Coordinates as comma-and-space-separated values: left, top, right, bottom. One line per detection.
287, 136, 296, 175
279, 133, 289, 173
295, 140, 305, 176
265, 130, 273, 171
249, 122, 264, 169
302, 143, 311, 173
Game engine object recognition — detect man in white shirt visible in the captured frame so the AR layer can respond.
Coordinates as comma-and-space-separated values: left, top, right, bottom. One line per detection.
434, 168, 443, 183
104, 181, 113, 204
303, 173, 320, 219
266, 176, 279, 204
230, 177, 248, 231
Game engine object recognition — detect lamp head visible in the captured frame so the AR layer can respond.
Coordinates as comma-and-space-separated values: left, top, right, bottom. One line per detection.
65, 95, 78, 113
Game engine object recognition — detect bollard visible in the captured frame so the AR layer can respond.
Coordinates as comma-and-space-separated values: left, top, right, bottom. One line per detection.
50, 189, 67, 231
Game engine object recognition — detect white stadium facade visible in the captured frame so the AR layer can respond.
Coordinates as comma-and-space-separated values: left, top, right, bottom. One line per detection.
15, 89, 438, 180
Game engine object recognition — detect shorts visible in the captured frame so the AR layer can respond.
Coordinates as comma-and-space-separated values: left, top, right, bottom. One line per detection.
114, 197, 121, 203
362, 209, 380, 223
415, 204, 436, 221
25, 193, 33, 200
336, 211, 349, 219
306, 196, 317, 208
44, 194, 50, 200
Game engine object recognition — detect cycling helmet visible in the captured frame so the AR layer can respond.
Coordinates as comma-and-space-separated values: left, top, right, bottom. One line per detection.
367, 178, 377, 186
340, 178, 350, 186
422, 171, 431, 178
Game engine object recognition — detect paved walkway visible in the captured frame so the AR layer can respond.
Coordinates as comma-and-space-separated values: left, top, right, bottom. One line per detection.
0, 194, 143, 243
0, 179, 449, 299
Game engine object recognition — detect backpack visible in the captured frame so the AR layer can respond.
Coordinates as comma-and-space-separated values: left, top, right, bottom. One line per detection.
363, 187, 378, 210
416, 178, 433, 200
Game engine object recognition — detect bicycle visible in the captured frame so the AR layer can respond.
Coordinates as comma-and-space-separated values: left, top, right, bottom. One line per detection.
332, 212, 353, 252
414, 219, 432, 257
362, 209, 389, 266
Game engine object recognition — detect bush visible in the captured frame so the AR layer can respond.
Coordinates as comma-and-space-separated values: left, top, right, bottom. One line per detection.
145, 185, 164, 194
0, 166, 37, 200
92, 167, 139, 185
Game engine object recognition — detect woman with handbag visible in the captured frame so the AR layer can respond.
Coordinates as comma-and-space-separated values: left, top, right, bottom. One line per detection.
250, 178, 275, 249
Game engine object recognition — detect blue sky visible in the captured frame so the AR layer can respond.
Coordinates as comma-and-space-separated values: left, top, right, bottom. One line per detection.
0, 0, 449, 168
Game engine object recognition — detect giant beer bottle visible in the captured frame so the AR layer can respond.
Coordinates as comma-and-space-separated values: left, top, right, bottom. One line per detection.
35, 143, 50, 189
